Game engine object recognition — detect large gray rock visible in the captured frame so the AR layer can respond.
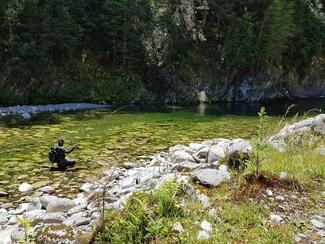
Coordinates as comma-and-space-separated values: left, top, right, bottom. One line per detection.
40, 195, 59, 208
170, 150, 194, 164
267, 114, 325, 150
174, 161, 201, 172
46, 197, 77, 213
191, 167, 231, 187
207, 145, 227, 164
228, 139, 252, 157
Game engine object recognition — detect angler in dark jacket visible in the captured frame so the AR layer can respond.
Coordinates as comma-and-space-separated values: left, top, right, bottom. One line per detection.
55, 139, 79, 169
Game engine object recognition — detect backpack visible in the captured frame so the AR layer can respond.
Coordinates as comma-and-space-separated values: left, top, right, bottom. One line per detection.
49, 146, 58, 163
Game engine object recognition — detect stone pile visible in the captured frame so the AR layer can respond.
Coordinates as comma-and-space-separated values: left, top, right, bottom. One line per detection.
0, 138, 252, 243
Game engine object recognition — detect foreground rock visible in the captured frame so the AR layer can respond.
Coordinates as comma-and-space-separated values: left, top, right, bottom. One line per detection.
191, 166, 230, 187
267, 114, 325, 151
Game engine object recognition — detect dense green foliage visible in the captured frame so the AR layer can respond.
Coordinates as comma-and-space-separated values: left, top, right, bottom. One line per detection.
0, 0, 324, 104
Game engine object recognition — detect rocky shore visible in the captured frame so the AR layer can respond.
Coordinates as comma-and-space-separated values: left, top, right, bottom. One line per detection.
0, 103, 109, 120
0, 138, 251, 243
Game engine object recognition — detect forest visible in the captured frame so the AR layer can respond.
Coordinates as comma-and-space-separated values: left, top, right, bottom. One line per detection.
0, 0, 324, 105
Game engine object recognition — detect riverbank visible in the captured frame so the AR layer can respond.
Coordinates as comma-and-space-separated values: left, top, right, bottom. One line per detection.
0, 103, 109, 118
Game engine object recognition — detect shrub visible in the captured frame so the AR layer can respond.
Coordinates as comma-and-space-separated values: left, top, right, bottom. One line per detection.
152, 178, 182, 217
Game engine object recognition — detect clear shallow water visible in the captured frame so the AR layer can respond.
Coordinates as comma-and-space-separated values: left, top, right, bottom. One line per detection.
0, 100, 324, 203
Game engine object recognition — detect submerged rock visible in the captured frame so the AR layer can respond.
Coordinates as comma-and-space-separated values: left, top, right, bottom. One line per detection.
18, 183, 33, 193
0, 191, 8, 197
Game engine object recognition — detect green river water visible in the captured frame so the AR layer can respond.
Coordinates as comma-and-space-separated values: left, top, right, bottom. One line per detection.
0, 100, 324, 203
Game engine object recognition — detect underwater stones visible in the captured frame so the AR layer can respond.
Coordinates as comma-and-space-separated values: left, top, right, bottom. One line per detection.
0, 192, 8, 197
17, 174, 28, 180
18, 183, 33, 193
191, 166, 231, 187
46, 198, 76, 213
33, 181, 51, 189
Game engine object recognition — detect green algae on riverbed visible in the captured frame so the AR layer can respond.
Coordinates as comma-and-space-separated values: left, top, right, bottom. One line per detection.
0, 107, 288, 203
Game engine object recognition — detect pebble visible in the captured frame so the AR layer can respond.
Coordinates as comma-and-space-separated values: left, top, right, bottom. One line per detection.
197, 193, 209, 208
197, 230, 210, 240
311, 219, 325, 229
294, 233, 307, 242
200, 220, 212, 233
279, 172, 288, 180
275, 195, 285, 201
172, 222, 184, 234
208, 208, 218, 222
270, 214, 283, 223
266, 189, 273, 197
